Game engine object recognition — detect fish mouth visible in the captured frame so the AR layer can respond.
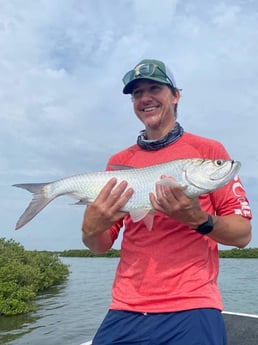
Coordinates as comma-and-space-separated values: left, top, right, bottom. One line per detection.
209, 160, 236, 181
184, 160, 240, 191
210, 160, 240, 181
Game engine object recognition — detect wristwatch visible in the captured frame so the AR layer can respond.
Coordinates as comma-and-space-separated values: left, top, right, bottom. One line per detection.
195, 215, 214, 235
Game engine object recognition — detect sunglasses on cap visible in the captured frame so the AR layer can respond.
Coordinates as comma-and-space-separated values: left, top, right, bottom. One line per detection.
122, 63, 176, 89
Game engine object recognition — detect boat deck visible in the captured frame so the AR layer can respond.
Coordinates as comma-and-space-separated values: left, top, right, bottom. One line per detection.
223, 312, 258, 345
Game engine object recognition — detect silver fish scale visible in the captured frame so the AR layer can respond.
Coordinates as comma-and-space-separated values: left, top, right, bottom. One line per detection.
13, 158, 241, 229
49, 160, 191, 210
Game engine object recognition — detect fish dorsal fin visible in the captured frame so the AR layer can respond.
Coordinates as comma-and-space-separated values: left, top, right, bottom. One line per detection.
108, 164, 135, 171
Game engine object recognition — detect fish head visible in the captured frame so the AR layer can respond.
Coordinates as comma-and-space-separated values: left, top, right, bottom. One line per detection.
184, 158, 241, 195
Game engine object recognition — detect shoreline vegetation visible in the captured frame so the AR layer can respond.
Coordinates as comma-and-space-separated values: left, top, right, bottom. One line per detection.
0, 238, 69, 316
1, 237, 258, 317
60, 247, 258, 258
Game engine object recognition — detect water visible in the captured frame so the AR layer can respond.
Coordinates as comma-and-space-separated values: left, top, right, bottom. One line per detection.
0, 258, 257, 345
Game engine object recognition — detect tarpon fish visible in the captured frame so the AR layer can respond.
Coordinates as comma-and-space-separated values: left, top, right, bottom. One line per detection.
13, 158, 240, 230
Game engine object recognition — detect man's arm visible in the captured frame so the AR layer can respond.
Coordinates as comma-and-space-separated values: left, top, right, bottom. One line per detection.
82, 177, 134, 254
207, 214, 251, 248
150, 183, 251, 248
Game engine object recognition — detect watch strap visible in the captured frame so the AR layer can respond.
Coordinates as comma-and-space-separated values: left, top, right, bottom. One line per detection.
195, 214, 214, 235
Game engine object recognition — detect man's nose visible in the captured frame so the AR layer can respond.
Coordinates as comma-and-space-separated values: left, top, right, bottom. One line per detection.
139, 89, 154, 101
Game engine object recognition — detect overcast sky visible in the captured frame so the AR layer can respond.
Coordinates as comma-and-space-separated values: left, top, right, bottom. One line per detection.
1, 0, 257, 251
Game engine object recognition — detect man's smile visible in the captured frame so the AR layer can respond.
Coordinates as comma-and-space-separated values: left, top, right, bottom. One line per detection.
141, 104, 160, 112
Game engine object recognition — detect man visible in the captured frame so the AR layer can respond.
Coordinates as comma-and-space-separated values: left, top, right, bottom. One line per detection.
82, 59, 252, 345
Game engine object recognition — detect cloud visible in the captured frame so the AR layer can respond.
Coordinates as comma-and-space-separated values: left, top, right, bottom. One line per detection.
1, 0, 257, 250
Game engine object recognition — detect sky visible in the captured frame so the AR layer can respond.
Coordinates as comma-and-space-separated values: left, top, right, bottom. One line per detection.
1, 0, 257, 251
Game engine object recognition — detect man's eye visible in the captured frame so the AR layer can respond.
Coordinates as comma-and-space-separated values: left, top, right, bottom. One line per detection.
132, 90, 141, 98
150, 85, 161, 92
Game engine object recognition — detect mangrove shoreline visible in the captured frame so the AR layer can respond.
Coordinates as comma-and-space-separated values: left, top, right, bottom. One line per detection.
1, 237, 257, 317
59, 247, 258, 259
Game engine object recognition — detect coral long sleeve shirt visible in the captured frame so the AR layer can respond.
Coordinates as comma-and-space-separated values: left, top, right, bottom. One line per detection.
106, 132, 252, 313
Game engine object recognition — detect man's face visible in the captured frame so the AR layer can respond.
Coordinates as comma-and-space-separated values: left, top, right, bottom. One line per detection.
131, 80, 179, 137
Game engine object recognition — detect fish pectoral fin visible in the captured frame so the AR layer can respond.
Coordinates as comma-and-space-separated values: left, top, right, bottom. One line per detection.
157, 177, 186, 190
129, 209, 154, 231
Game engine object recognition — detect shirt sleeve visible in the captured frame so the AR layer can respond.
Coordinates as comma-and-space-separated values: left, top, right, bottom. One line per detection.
109, 219, 124, 243
210, 176, 252, 219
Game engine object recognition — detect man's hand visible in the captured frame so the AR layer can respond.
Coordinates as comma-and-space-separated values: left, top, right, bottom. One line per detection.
149, 176, 207, 228
82, 178, 134, 253
149, 176, 251, 248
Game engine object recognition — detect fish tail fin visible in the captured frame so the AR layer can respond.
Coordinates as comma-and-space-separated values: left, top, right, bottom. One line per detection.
13, 183, 54, 230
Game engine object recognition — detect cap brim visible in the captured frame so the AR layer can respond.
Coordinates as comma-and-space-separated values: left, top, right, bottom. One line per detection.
123, 77, 171, 94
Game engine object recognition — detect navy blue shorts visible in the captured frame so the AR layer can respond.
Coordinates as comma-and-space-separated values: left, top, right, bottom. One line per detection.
92, 308, 227, 345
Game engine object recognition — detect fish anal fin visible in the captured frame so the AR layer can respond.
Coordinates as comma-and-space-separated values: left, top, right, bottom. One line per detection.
74, 198, 90, 205
129, 209, 150, 222
129, 209, 154, 231
143, 212, 154, 231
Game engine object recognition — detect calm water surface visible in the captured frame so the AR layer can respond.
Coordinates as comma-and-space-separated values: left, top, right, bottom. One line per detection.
0, 258, 257, 345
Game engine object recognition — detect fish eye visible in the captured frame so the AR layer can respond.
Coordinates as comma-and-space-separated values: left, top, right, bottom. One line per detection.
214, 159, 224, 166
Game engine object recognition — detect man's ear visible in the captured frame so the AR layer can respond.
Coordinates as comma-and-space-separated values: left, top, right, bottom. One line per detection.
171, 88, 180, 105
